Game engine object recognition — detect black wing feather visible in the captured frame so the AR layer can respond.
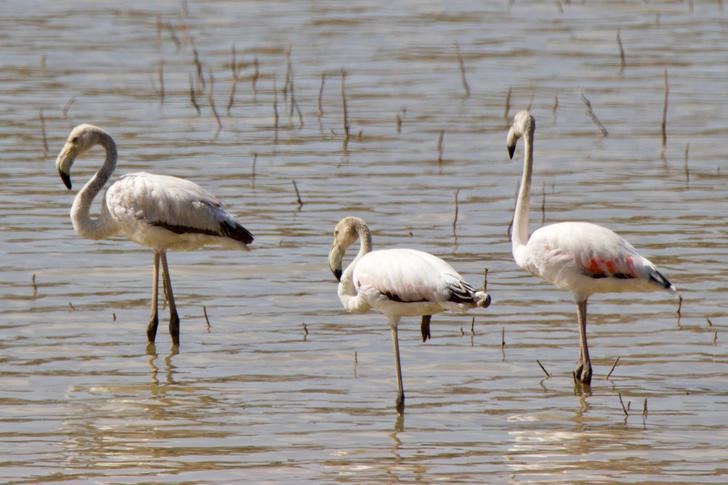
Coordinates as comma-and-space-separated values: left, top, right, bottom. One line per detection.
151, 219, 254, 244
649, 270, 672, 289
447, 280, 477, 304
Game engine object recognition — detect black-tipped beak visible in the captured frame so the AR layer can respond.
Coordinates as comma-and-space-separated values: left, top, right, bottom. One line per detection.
482, 294, 492, 308
331, 267, 342, 282
59, 170, 72, 190
507, 145, 515, 160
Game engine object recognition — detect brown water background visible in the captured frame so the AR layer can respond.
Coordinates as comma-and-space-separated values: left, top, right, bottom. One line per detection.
1, 0, 727, 482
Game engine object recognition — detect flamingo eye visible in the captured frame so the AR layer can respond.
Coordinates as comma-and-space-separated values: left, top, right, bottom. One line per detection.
334, 230, 339, 237
71, 136, 79, 144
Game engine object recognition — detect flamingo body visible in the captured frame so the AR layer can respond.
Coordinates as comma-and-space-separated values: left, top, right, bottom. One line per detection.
329, 216, 491, 412
105, 172, 252, 251
352, 248, 484, 317
518, 221, 673, 300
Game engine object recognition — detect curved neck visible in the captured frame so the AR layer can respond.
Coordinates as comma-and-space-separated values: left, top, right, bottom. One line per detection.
355, 223, 372, 258
70, 131, 118, 240
337, 223, 373, 313
512, 130, 534, 256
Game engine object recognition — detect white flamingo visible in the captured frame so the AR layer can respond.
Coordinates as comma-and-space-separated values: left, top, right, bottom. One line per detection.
328, 216, 492, 413
55, 123, 254, 347
506, 111, 677, 384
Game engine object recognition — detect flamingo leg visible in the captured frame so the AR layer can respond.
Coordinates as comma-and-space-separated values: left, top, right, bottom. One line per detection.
574, 299, 592, 385
146, 252, 161, 344
420, 315, 432, 342
389, 317, 405, 414
160, 251, 180, 347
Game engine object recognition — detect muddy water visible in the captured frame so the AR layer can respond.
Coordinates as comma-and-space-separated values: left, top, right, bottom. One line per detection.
1, 0, 727, 482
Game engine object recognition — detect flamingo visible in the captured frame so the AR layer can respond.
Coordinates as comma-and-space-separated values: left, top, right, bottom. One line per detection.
506, 110, 677, 384
328, 216, 492, 413
55, 123, 254, 347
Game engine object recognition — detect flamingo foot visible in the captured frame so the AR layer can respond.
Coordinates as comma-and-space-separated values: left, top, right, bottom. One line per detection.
169, 311, 180, 347
573, 361, 592, 385
395, 391, 405, 415
420, 315, 432, 342
145, 342, 157, 356
147, 314, 159, 343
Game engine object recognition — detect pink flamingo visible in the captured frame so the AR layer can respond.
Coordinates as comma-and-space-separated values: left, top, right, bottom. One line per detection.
328, 216, 491, 413
55, 124, 253, 347
507, 111, 677, 384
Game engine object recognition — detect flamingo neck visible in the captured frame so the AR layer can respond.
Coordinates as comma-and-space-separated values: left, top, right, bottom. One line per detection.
70, 131, 118, 240
512, 130, 534, 262
355, 223, 372, 259
337, 223, 373, 314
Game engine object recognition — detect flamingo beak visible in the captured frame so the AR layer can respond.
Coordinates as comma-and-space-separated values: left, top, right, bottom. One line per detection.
507, 144, 516, 160
55, 142, 77, 190
58, 169, 72, 190
328, 244, 344, 282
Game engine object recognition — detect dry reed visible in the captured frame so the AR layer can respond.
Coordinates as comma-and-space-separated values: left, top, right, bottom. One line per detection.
455, 42, 470, 97
581, 93, 608, 137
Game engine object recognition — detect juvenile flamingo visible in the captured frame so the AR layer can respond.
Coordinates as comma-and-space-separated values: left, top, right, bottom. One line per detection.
328, 216, 491, 413
55, 124, 253, 347
506, 111, 676, 384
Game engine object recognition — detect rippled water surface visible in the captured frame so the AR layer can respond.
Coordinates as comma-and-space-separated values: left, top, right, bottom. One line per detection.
1, 0, 727, 482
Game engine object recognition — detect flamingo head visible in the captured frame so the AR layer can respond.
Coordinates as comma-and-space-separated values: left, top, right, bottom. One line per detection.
328, 216, 367, 282
55, 123, 107, 190
506, 110, 535, 160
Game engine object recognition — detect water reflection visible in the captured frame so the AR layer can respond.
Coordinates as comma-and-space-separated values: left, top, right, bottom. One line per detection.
147, 344, 178, 388
386, 415, 404, 482
572, 390, 591, 425
1, 0, 727, 482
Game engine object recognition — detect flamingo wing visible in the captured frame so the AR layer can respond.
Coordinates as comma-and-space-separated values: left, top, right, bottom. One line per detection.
525, 221, 673, 292
106, 172, 253, 245
353, 248, 478, 305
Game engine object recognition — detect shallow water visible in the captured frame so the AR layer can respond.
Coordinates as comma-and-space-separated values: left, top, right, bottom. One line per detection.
1, 0, 727, 482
